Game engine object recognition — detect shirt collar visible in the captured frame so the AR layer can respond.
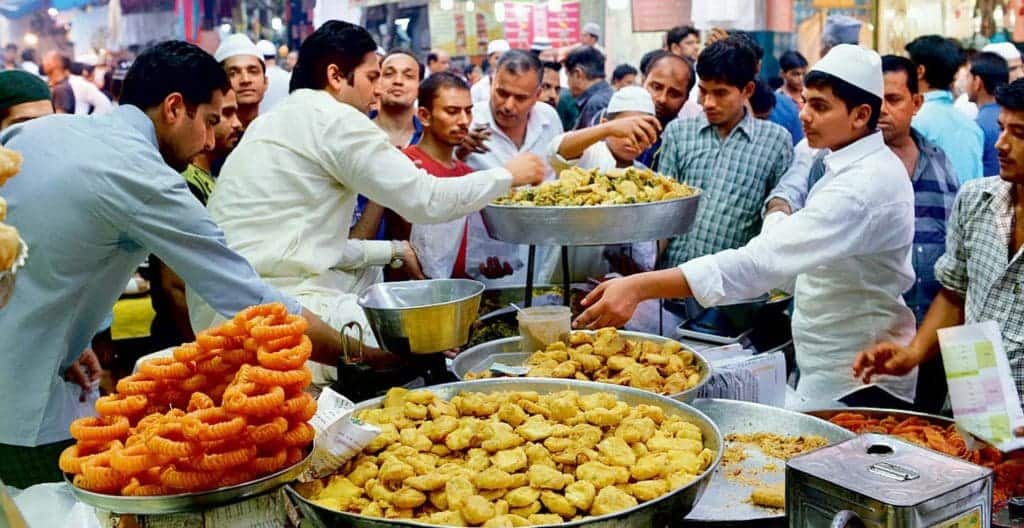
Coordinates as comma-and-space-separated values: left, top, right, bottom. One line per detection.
697, 109, 754, 141
985, 177, 1014, 216
923, 90, 954, 104
480, 103, 557, 144
576, 80, 610, 107
909, 128, 949, 184
112, 104, 160, 151
823, 131, 886, 175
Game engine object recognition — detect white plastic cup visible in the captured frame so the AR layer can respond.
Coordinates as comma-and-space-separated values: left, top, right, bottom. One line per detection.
517, 306, 571, 353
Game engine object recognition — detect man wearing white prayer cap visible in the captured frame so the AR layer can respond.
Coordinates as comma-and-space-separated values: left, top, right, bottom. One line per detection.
821, 14, 862, 56
983, 42, 1023, 81
575, 45, 919, 410
214, 34, 267, 128
471, 39, 511, 103
256, 39, 292, 113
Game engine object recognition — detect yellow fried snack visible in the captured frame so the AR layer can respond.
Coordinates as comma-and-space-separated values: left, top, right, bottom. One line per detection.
470, 329, 704, 397
750, 483, 786, 509
303, 388, 714, 525
0, 146, 21, 188
494, 166, 697, 206
0, 223, 19, 271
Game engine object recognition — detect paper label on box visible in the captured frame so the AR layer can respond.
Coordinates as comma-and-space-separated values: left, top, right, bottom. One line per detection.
939, 321, 1024, 451
933, 506, 982, 528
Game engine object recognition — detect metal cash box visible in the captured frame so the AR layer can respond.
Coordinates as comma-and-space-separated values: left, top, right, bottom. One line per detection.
786, 433, 992, 528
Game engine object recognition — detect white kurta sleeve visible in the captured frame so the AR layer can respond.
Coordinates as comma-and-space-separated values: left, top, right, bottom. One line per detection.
323, 117, 512, 225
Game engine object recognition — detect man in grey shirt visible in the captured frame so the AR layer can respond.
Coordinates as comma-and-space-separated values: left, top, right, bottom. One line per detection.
0, 41, 343, 488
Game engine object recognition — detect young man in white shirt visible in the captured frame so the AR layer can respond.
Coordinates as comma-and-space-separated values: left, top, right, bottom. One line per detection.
256, 39, 291, 113
576, 45, 918, 408
193, 21, 544, 381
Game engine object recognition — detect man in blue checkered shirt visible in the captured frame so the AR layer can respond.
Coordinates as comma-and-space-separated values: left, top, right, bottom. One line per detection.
659, 37, 793, 268
855, 78, 1024, 416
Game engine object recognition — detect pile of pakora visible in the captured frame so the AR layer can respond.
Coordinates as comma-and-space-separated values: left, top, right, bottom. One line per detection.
494, 166, 697, 207
296, 387, 715, 526
0, 146, 22, 271
468, 328, 704, 396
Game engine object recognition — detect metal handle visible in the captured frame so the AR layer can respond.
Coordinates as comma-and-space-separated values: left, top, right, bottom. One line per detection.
340, 321, 365, 364
831, 510, 865, 528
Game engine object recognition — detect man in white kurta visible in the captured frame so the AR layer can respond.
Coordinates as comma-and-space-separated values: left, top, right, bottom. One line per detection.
188, 22, 543, 383
575, 45, 918, 408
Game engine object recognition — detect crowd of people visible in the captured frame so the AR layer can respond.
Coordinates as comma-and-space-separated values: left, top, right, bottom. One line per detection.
3, 15, 1024, 489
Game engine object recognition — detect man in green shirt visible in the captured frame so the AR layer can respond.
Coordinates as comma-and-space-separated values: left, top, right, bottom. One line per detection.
181, 89, 244, 203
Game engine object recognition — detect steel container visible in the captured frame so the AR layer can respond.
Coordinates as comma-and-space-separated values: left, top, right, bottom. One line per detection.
358, 279, 484, 355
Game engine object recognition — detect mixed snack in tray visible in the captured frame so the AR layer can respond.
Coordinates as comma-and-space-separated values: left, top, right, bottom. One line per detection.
61, 303, 316, 496
0, 146, 22, 271
720, 432, 828, 510
296, 387, 715, 526
495, 166, 696, 207
467, 328, 704, 397
828, 412, 1017, 507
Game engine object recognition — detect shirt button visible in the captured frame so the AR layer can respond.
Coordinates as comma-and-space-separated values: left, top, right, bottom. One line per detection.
917, 246, 923, 253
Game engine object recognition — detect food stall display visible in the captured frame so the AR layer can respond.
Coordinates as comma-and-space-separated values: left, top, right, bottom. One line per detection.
288, 378, 724, 527
61, 303, 315, 513
460, 328, 709, 399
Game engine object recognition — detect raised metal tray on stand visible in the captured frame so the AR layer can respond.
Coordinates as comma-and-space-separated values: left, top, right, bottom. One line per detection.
287, 377, 723, 528
480, 193, 701, 309
450, 331, 712, 403
682, 399, 854, 526
65, 450, 311, 515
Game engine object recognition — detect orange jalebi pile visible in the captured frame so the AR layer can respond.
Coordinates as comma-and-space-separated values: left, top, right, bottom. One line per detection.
828, 412, 1021, 506
61, 303, 317, 496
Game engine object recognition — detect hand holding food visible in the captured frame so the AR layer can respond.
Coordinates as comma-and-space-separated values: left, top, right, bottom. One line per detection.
604, 115, 662, 151
852, 342, 923, 383
504, 152, 546, 188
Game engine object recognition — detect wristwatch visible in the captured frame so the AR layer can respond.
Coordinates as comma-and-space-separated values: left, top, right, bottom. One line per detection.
389, 241, 406, 269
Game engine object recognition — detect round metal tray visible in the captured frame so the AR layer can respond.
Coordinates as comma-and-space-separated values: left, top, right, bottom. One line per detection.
684, 399, 855, 526
805, 407, 998, 452
481, 192, 701, 246
449, 331, 712, 403
65, 449, 312, 514
287, 377, 723, 528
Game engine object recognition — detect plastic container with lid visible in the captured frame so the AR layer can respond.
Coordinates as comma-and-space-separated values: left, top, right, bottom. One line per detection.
516, 306, 571, 353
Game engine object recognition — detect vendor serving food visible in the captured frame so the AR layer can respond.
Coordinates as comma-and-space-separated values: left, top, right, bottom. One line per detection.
577, 45, 919, 409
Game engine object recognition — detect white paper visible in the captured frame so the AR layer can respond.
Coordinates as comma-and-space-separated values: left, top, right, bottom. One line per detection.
303, 386, 380, 480
939, 321, 1024, 451
696, 351, 787, 407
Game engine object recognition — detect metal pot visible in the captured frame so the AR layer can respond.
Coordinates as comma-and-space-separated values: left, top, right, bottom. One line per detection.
358, 279, 484, 355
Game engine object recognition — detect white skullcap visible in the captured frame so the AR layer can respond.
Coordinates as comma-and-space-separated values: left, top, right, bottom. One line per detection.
487, 40, 511, 55
982, 42, 1022, 63
531, 37, 553, 51
214, 34, 264, 64
606, 86, 655, 115
256, 39, 277, 58
810, 44, 883, 99
583, 23, 601, 39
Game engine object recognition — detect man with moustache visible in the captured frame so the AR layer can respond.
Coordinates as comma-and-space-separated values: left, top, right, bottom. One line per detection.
635, 51, 695, 171
371, 49, 424, 148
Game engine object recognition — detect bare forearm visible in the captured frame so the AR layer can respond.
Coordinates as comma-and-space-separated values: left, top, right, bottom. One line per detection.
302, 308, 345, 366
632, 268, 693, 302
350, 201, 386, 240
557, 122, 615, 161
908, 288, 966, 364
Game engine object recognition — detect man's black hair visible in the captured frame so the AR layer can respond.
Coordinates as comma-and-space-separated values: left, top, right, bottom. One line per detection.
640, 49, 666, 76
384, 47, 424, 80
612, 64, 638, 84
120, 40, 228, 113
290, 20, 378, 92
728, 31, 764, 60
4, 43, 16, 52
767, 76, 784, 90
996, 78, 1024, 110
696, 38, 758, 89
804, 69, 881, 130
427, 51, 441, 64
496, 49, 543, 87
419, 71, 470, 110
778, 50, 808, 72
881, 54, 919, 94
21, 49, 35, 62
463, 63, 479, 77
750, 79, 776, 116
666, 25, 699, 48
905, 35, 963, 90
644, 51, 696, 94
971, 51, 1009, 96
563, 46, 605, 80
542, 60, 561, 74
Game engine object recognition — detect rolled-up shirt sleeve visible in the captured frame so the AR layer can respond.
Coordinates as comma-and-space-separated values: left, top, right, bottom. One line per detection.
682, 185, 910, 307
934, 188, 969, 296
117, 177, 302, 316
338, 239, 393, 270
324, 116, 513, 225
547, 132, 575, 173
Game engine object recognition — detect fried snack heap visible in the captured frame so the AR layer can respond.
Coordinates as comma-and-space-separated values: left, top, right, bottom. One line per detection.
0, 145, 22, 270
62, 303, 316, 496
495, 166, 696, 206
468, 328, 704, 396
297, 387, 715, 526
829, 413, 1011, 505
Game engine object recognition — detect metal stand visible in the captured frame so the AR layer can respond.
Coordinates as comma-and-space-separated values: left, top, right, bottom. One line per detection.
524, 245, 536, 307
523, 245, 573, 309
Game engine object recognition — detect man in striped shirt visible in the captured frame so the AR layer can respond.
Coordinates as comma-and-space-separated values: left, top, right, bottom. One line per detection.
766, 55, 959, 322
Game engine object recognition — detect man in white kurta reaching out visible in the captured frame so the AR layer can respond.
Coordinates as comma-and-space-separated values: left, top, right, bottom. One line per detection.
189, 21, 544, 381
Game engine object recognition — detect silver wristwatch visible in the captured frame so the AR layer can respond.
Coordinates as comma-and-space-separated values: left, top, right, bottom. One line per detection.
389, 241, 406, 269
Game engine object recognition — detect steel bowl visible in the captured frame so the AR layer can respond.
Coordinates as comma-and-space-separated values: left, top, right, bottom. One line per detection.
450, 331, 712, 403
481, 192, 701, 246
358, 279, 484, 355
286, 377, 723, 528
65, 449, 311, 514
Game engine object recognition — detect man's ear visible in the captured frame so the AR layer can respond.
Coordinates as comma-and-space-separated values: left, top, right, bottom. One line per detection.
161, 92, 187, 125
